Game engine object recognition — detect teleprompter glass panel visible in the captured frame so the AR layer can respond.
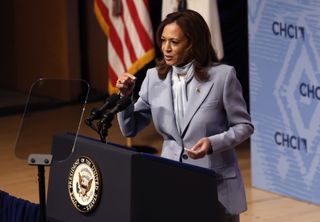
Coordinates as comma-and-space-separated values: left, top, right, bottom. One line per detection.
14, 78, 90, 161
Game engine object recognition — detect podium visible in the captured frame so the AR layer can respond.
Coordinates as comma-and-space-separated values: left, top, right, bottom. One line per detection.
47, 133, 220, 222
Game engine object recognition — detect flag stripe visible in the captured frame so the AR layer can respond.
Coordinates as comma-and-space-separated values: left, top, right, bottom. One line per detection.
122, 2, 146, 61
124, 1, 145, 60
126, 0, 153, 52
136, 0, 153, 41
96, 0, 127, 70
122, 18, 137, 64
94, 0, 121, 87
108, 65, 118, 86
95, 0, 155, 94
121, 2, 137, 64
109, 41, 125, 81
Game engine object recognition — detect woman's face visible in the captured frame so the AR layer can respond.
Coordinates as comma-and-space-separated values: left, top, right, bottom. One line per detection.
161, 22, 190, 66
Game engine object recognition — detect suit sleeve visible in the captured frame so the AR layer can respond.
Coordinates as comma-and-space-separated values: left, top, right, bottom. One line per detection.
117, 70, 153, 137
209, 67, 254, 153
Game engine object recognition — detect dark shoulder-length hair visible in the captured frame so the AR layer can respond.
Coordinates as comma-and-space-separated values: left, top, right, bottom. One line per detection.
155, 9, 219, 81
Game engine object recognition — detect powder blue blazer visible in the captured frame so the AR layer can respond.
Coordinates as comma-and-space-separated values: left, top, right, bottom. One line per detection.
117, 64, 254, 215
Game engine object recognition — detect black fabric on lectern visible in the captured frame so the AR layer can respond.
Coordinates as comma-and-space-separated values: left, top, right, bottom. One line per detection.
47, 133, 219, 222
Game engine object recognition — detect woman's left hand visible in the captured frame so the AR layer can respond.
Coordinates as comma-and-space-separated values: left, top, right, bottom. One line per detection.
185, 137, 212, 159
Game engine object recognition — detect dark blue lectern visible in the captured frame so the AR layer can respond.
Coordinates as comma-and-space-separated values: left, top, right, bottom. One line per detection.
47, 133, 219, 222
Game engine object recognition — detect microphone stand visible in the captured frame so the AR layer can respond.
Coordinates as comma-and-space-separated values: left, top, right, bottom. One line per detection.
97, 115, 113, 143
86, 110, 116, 143
85, 96, 132, 143
97, 112, 114, 143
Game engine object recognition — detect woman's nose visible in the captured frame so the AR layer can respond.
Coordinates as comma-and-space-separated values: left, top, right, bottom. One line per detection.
163, 42, 171, 52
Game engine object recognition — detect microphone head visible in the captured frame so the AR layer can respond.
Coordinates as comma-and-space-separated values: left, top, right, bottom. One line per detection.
86, 93, 121, 121
99, 96, 132, 124
97, 93, 121, 113
116, 96, 132, 112
90, 108, 100, 116
104, 93, 121, 108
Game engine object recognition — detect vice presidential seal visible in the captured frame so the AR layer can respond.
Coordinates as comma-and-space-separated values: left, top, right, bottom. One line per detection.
68, 156, 101, 213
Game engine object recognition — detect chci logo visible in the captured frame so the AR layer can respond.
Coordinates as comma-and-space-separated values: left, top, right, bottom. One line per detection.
68, 156, 101, 213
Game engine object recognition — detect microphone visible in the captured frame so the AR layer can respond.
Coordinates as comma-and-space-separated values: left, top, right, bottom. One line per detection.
100, 96, 132, 124
87, 93, 121, 121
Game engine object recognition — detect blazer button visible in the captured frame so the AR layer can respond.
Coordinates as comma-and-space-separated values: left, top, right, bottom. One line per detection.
182, 154, 188, 160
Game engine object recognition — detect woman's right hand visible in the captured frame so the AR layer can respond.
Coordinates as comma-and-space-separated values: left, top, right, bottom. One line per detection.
116, 73, 136, 97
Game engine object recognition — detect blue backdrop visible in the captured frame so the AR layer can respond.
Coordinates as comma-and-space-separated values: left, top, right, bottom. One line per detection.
249, 0, 320, 204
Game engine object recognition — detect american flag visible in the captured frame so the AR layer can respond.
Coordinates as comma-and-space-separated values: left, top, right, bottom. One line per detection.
94, 0, 155, 93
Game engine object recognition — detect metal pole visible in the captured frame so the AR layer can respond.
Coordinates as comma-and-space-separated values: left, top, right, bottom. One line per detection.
38, 165, 46, 222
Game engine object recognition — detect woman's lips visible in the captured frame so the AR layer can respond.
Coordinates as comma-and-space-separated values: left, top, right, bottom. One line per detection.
164, 55, 173, 61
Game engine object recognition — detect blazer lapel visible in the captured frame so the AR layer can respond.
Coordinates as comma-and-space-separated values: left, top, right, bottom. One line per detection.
180, 78, 215, 136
